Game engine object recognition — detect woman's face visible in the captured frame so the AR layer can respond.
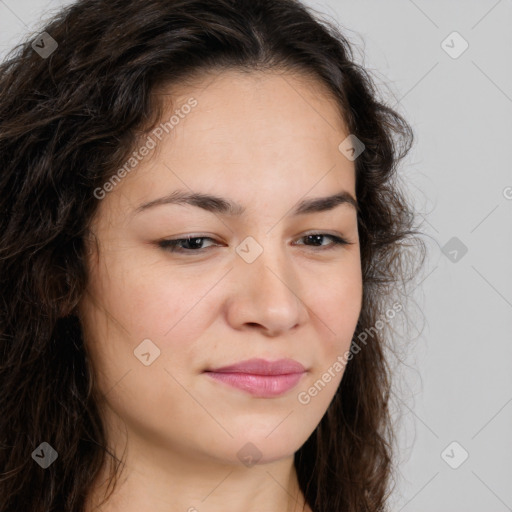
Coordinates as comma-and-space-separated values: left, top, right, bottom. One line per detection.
79, 69, 363, 468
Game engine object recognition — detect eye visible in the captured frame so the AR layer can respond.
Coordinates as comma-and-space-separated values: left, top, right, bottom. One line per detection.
158, 236, 219, 253
158, 233, 352, 255
293, 233, 352, 250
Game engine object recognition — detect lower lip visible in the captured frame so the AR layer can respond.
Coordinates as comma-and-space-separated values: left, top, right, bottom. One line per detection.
205, 371, 305, 397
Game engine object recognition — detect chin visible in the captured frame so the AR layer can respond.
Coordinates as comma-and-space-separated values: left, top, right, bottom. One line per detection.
220, 430, 308, 467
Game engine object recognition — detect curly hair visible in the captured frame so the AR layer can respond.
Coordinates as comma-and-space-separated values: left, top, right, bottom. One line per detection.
0, 0, 426, 511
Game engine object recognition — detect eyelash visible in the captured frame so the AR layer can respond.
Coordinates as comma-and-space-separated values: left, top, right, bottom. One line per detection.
158, 233, 352, 254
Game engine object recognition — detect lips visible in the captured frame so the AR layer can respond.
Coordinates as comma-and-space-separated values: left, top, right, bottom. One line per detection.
206, 358, 306, 375
204, 358, 307, 398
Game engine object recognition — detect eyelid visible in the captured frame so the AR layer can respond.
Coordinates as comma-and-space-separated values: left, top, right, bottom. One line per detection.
157, 231, 354, 254
158, 230, 351, 242
292, 232, 353, 248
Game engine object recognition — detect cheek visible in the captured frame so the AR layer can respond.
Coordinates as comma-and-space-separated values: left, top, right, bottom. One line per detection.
83, 250, 218, 382
86, 245, 189, 336
295, 272, 361, 411
310, 265, 362, 343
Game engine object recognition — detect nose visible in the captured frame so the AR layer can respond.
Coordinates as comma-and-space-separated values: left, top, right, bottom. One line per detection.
224, 241, 309, 337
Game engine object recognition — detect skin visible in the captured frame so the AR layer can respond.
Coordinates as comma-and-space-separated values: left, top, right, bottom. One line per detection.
80, 68, 363, 512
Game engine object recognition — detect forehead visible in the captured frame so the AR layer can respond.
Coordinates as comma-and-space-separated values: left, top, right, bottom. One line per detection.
98, 69, 356, 222
161, 67, 349, 140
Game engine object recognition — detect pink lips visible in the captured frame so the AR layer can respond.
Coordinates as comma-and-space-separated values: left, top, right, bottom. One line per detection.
204, 358, 306, 398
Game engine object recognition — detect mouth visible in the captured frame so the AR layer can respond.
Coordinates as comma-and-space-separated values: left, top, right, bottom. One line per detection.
203, 358, 307, 398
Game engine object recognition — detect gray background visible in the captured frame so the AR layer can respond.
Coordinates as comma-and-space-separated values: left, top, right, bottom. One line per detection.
1, 0, 511, 510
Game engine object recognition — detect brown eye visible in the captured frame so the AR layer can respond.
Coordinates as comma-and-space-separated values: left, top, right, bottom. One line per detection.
293, 233, 351, 250
159, 236, 220, 253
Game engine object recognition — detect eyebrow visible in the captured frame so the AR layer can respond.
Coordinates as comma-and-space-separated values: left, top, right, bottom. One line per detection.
134, 189, 358, 216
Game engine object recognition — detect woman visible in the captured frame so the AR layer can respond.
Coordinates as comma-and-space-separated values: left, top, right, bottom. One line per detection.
0, 0, 425, 510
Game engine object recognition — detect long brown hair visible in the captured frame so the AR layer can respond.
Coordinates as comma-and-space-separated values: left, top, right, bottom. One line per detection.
0, 0, 426, 510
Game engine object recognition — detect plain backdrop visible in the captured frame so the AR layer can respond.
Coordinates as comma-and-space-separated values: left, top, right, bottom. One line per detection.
1, 1, 511, 511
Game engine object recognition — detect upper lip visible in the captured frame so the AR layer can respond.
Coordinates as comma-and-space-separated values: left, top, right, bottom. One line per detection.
205, 358, 306, 375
